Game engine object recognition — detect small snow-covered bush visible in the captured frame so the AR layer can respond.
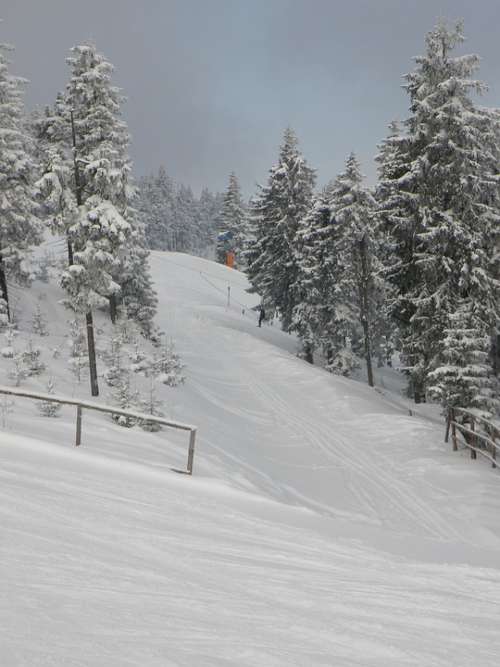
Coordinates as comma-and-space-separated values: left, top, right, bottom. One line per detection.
38, 379, 62, 418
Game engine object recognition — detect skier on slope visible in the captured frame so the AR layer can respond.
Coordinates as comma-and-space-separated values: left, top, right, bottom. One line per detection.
258, 305, 266, 328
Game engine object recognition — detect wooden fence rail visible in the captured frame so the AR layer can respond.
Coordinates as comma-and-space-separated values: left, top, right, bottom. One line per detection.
0, 384, 197, 475
445, 406, 499, 469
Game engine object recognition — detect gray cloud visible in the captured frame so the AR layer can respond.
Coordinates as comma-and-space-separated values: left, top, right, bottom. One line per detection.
3, 0, 500, 195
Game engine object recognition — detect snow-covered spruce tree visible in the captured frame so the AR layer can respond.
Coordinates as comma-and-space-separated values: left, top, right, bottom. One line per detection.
0, 42, 42, 323
247, 128, 315, 331
33, 93, 77, 266
216, 172, 248, 267
60, 44, 158, 391
138, 167, 176, 250
377, 21, 500, 406
428, 300, 499, 416
291, 190, 336, 364
173, 184, 200, 253
328, 154, 383, 386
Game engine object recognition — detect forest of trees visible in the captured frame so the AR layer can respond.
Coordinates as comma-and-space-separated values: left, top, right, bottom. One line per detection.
246, 21, 500, 417
1, 20, 499, 417
136, 167, 223, 256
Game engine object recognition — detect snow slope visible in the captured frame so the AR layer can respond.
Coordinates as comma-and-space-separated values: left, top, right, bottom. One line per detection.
1, 251, 500, 666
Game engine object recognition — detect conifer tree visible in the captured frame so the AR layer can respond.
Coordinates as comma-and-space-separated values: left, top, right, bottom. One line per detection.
291, 190, 336, 364
247, 128, 315, 331
377, 21, 500, 407
428, 300, 498, 415
330, 154, 381, 386
0, 42, 42, 324
216, 172, 248, 267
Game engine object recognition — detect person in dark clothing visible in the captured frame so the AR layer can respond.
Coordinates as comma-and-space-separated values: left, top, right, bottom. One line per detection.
258, 305, 266, 327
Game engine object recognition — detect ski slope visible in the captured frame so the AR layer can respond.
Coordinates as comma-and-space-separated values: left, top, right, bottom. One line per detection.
1, 251, 500, 666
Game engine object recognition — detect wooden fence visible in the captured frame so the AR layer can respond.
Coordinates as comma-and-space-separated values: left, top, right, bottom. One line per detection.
445, 407, 499, 469
0, 384, 197, 475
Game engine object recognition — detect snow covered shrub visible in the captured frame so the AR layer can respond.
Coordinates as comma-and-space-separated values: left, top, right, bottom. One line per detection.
326, 338, 360, 377
150, 339, 185, 386
9, 352, 28, 386
67, 318, 88, 383
102, 335, 127, 387
139, 376, 164, 432
31, 300, 49, 336
1, 324, 17, 358
109, 371, 139, 427
38, 378, 62, 417
22, 339, 45, 376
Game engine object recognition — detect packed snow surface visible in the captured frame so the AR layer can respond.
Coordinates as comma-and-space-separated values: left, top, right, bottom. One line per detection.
1, 251, 500, 666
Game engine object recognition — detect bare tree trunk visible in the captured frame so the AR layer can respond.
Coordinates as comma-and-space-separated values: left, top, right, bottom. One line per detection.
86, 310, 99, 396
109, 293, 118, 324
67, 240, 74, 266
0, 252, 10, 322
357, 236, 374, 388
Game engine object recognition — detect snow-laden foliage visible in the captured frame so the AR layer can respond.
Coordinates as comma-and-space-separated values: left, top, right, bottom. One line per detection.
291, 189, 338, 364
376, 21, 500, 409
33, 43, 157, 335
0, 42, 42, 323
247, 128, 315, 331
216, 172, 249, 267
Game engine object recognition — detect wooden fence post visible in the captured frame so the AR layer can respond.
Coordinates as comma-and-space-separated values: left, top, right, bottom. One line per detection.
75, 405, 82, 447
470, 418, 477, 459
445, 408, 451, 443
451, 409, 458, 452
187, 428, 196, 475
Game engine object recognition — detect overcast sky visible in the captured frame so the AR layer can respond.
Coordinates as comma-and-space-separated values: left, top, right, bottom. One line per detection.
3, 0, 500, 195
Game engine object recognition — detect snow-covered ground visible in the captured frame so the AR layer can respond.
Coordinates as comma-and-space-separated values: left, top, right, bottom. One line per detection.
1, 251, 500, 666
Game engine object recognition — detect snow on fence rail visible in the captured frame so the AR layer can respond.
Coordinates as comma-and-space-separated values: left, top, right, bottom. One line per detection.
445, 407, 499, 469
0, 384, 197, 475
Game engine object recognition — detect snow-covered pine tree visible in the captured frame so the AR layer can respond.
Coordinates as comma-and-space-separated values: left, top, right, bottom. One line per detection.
0, 42, 42, 323
428, 300, 499, 416
63, 43, 133, 324
173, 184, 199, 253
33, 93, 77, 266
329, 153, 381, 386
378, 21, 500, 407
247, 128, 315, 331
291, 190, 336, 364
138, 167, 176, 250
216, 172, 248, 267
118, 206, 159, 339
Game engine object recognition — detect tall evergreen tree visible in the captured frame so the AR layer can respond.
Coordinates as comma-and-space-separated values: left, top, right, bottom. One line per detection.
0, 42, 41, 325
291, 190, 337, 364
377, 21, 500, 408
247, 128, 315, 330
61, 43, 157, 333
330, 154, 381, 386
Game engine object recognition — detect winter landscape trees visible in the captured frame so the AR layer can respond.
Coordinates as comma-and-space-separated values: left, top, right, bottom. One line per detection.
1, 18, 499, 417
245, 21, 500, 415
